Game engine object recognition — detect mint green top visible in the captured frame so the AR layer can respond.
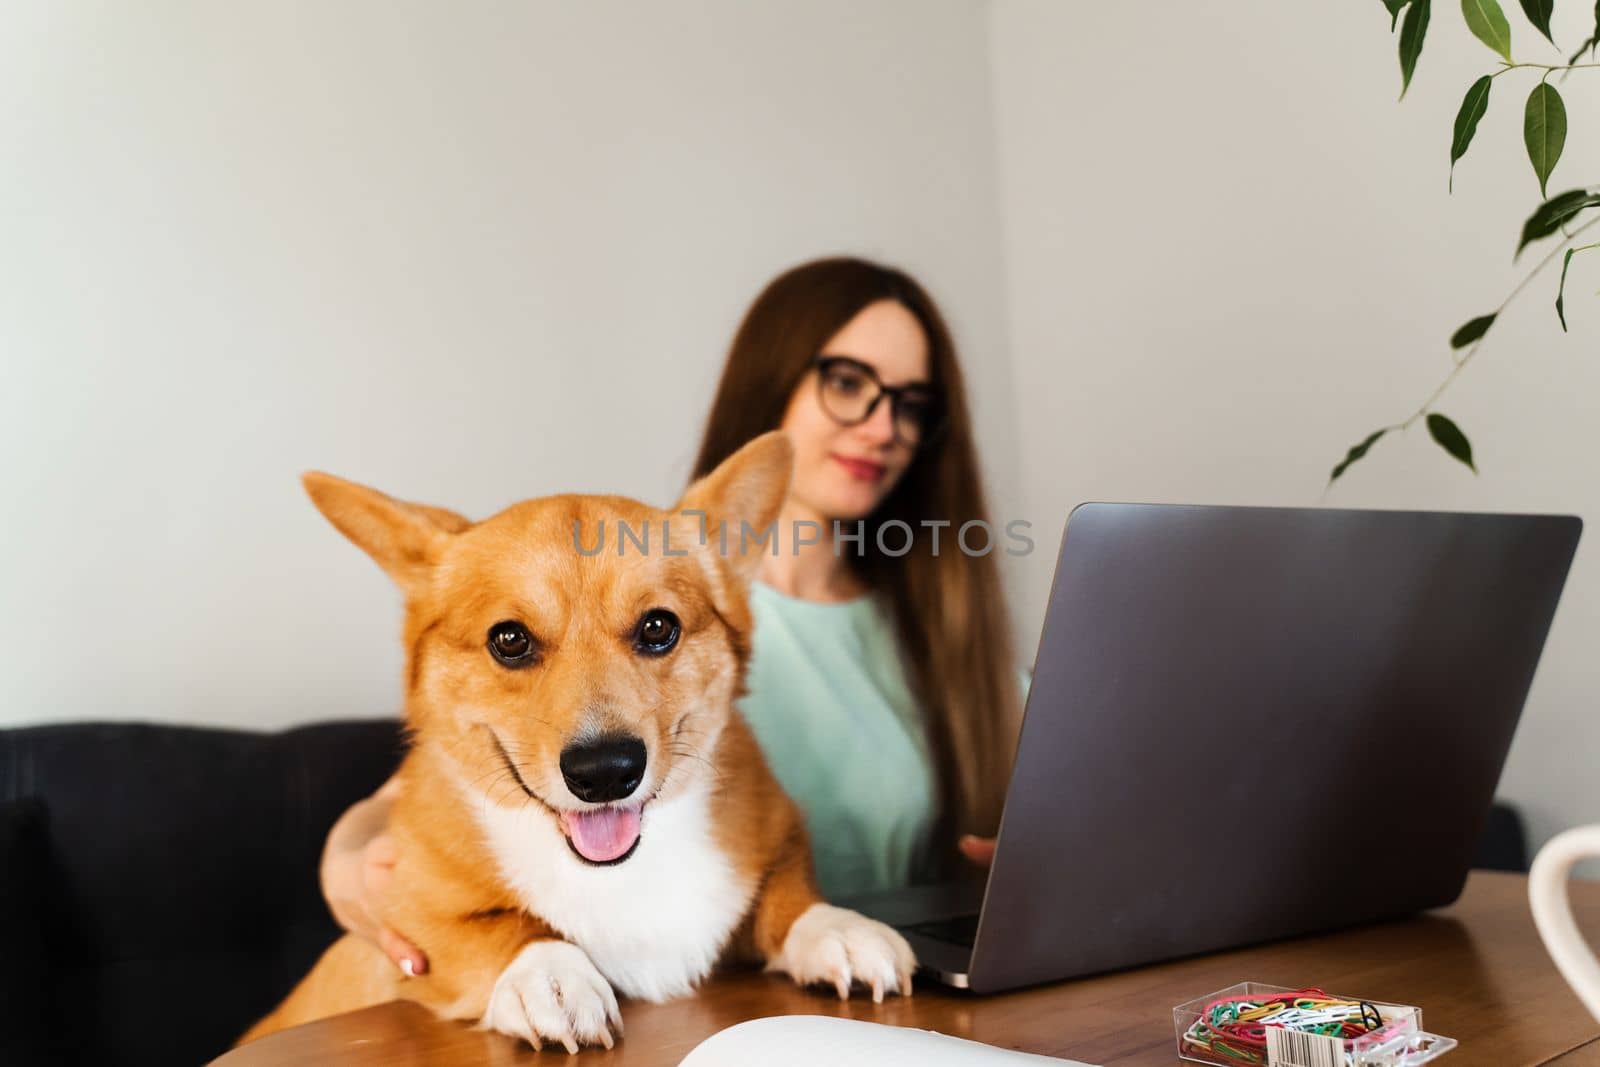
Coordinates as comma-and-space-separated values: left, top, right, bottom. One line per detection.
737, 579, 1031, 901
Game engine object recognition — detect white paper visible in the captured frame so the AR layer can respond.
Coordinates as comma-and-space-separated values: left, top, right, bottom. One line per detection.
1266, 1025, 1343, 1067
678, 1015, 1099, 1067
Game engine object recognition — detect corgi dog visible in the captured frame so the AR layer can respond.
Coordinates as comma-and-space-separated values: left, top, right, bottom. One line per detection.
238, 432, 916, 1051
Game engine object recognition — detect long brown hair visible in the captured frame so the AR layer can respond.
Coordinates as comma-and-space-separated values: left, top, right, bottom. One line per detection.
691, 256, 1021, 858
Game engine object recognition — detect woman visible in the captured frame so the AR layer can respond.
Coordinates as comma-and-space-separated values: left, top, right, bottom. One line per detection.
323, 257, 1026, 976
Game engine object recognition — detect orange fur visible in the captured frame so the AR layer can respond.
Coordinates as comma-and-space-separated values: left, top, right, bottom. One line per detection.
237, 432, 914, 1050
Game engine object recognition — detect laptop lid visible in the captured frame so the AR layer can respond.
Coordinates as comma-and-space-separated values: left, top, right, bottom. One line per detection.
967, 503, 1582, 993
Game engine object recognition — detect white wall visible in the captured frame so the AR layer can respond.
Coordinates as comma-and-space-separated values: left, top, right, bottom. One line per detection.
6, 0, 1597, 861
990, 0, 1600, 857
0, 1, 1016, 725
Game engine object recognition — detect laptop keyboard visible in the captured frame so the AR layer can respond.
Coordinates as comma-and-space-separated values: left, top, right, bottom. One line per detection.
903, 912, 981, 948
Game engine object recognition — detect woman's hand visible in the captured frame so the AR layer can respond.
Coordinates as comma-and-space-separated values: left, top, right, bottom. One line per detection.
321, 776, 429, 976
957, 834, 997, 867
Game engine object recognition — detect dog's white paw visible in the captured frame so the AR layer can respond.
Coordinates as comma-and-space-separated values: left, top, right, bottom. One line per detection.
769, 902, 917, 1003
482, 939, 623, 1052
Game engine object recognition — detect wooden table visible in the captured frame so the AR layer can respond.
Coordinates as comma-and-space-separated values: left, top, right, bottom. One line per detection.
215, 871, 1600, 1066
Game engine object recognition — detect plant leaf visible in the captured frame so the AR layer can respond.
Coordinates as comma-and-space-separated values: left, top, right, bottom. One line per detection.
1450, 76, 1493, 192
1450, 313, 1497, 347
1399, 0, 1433, 99
1427, 414, 1477, 473
1385, 0, 1413, 29
1553, 245, 1600, 330
1330, 429, 1389, 484
1557, 247, 1576, 331
1463, 0, 1514, 60
1524, 82, 1567, 199
1519, 0, 1555, 45
1516, 189, 1600, 258
1572, 2, 1600, 61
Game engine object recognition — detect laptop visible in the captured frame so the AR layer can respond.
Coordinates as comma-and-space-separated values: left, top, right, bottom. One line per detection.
841, 502, 1582, 993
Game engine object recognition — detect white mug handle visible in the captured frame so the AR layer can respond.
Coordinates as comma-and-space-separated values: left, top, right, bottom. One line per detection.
1530, 825, 1600, 1023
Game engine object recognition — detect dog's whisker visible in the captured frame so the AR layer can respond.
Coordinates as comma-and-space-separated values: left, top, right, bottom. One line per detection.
666, 742, 720, 776
659, 747, 729, 792
485, 772, 519, 802
668, 743, 719, 769
468, 761, 516, 789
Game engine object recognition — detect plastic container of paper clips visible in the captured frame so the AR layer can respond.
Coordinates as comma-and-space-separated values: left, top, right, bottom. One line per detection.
1173, 982, 1457, 1067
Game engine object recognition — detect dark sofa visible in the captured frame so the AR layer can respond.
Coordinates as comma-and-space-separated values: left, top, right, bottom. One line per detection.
0, 720, 406, 1067
0, 718, 1532, 1067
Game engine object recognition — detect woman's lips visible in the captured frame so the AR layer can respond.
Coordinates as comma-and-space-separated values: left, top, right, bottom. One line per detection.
832, 454, 886, 482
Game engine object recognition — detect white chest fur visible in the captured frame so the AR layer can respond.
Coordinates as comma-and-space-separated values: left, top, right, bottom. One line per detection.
464, 779, 757, 1003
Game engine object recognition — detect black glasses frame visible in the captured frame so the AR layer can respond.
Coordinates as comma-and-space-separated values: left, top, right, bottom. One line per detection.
811, 355, 947, 449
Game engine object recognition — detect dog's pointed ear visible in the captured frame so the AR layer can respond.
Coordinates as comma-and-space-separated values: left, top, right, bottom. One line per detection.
675, 431, 794, 581
301, 472, 470, 594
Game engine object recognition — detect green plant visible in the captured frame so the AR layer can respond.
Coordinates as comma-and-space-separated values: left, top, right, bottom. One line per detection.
1326, 0, 1600, 487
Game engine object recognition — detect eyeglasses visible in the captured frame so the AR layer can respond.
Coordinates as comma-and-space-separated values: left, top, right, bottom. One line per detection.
812, 355, 945, 449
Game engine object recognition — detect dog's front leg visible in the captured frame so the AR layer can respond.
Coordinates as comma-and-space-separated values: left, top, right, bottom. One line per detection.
402, 910, 622, 1051
480, 938, 623, 1052
745, 835, 917, 1002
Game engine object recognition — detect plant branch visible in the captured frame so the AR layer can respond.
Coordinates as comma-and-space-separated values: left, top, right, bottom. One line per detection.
1411, 214, 1600, 429
1495, 60, 1600, 76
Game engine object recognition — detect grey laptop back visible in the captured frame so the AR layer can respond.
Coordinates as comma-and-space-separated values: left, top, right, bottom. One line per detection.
966, 503, 1581, 993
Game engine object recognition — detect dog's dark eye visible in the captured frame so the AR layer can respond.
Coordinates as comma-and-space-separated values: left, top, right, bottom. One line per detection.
487, 621, 537, 667
633, 609, 681, 656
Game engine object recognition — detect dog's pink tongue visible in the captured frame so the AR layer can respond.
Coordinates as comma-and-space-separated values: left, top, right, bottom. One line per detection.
562, 806, 642, 863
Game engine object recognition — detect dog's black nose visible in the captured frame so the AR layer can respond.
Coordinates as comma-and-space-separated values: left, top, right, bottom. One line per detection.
559, 735, 647, 804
